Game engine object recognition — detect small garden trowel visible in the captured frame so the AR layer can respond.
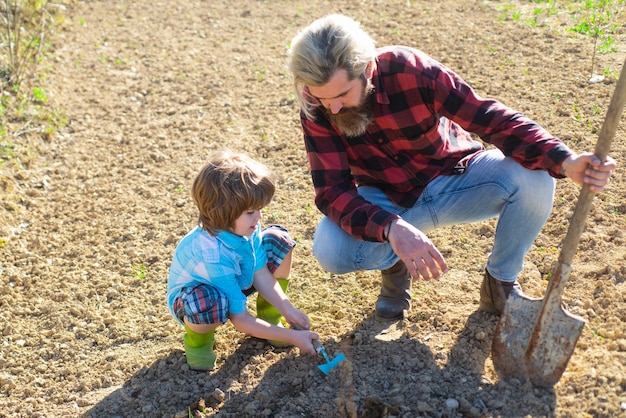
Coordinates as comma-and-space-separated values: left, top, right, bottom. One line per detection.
312, 339, 346, 375
293, 324, 346, 374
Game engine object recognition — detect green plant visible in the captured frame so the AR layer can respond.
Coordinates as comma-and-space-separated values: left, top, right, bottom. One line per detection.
1, 0, 68, 143
132, 263, 147, 280
602, 66, 618, 78
32, 86, 47, 103
524, 17, 538, 28
252, 65, 267, 82
1, 139, 14, 159
568, 0, 623, 76
586, 322, 606, 340
591, 104, 602, 115
597, 35, 617, 53
499, 0, 623, 77
1, 0, 52, 89
572, 103, 582, 122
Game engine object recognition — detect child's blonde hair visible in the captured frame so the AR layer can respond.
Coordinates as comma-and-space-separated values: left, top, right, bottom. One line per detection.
192, 150, 275, 234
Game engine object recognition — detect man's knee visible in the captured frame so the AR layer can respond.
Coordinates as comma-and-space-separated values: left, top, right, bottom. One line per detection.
312, 239, 342, 273
519, 170, 556, 212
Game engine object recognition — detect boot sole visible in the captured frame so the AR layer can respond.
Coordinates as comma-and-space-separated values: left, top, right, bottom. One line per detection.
374, 309, 405, 321
477, 301, 500, 314
188, 364, 215, 371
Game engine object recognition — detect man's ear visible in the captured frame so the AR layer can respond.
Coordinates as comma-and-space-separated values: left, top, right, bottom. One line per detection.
364, 60, 375, 79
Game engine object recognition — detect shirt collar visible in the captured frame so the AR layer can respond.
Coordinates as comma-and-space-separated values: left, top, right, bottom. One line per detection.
216, 229, 249, 250
371, 57, 389, 105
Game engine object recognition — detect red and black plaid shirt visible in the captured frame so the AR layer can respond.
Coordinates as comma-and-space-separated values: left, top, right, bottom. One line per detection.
301, 46, 572, 242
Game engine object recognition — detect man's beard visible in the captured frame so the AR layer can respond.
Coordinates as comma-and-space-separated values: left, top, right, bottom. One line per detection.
325, 79, 375, 138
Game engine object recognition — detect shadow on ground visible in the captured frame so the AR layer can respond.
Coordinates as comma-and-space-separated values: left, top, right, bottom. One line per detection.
84, 312, 556, 417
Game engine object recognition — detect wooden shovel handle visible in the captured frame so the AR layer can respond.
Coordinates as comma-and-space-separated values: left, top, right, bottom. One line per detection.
550, 59, 626, 298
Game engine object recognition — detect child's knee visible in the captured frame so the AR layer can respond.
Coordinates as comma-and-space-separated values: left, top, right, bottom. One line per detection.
262, 224, 292, 240
262, 224, 297, 276
184, 319, 222, 334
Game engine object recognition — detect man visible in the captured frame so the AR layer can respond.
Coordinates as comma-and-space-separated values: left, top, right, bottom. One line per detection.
286, 14, 616, 320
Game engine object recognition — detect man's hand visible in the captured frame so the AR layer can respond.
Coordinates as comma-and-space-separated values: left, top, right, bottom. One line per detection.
387, 218, 448, 281
561, 152, 616, 193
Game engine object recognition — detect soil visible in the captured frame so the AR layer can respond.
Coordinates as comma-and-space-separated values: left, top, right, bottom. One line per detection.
1, 0, 626, 417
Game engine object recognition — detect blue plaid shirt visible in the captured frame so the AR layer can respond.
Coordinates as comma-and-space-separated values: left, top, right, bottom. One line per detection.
167, 224, 267, 316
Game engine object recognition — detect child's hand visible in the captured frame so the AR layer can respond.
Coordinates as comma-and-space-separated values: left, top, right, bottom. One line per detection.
283, 305, 311, 330
290, 329, 319, 355
288, 321, 320, 355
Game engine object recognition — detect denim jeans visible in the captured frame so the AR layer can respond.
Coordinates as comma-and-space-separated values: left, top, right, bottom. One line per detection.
312, 149, 556, 282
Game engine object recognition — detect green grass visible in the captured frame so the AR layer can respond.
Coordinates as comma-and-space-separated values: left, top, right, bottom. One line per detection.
496, 0, 624, 35
1, 0, 68, 142
0, 0, 70, 225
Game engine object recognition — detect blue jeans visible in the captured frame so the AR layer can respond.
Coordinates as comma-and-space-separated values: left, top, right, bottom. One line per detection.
312, 149, 556, 282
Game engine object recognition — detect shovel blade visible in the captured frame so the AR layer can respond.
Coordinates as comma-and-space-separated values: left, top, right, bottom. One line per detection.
492, 292, 543, 382
525, 302, 585, 387
492, 291, 586, 386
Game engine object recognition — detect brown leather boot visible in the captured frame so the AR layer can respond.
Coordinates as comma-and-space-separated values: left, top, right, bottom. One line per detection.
375, 261, 411, 320
479, 269, 522, 314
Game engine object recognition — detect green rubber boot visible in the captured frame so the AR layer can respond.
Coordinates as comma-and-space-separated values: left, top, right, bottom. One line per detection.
256, 278, 291, 347
184, 325, 216, 371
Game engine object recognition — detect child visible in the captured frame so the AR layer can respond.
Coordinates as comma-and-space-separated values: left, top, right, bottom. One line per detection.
167, 150, 318, 370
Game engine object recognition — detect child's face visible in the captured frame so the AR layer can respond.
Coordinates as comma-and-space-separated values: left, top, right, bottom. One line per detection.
232, 209, 262, 236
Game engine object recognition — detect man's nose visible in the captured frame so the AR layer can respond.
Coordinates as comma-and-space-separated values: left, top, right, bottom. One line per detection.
329, 99, 343, 114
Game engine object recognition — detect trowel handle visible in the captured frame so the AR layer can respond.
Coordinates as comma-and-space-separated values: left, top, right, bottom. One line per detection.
312, 339, 325, 355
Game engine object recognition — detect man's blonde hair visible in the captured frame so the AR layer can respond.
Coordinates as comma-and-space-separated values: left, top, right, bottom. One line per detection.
192, 150, 275, 234
287, 14, 376, 119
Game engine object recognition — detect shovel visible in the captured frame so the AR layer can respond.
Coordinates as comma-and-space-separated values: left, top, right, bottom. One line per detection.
492, 58, 626, 387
